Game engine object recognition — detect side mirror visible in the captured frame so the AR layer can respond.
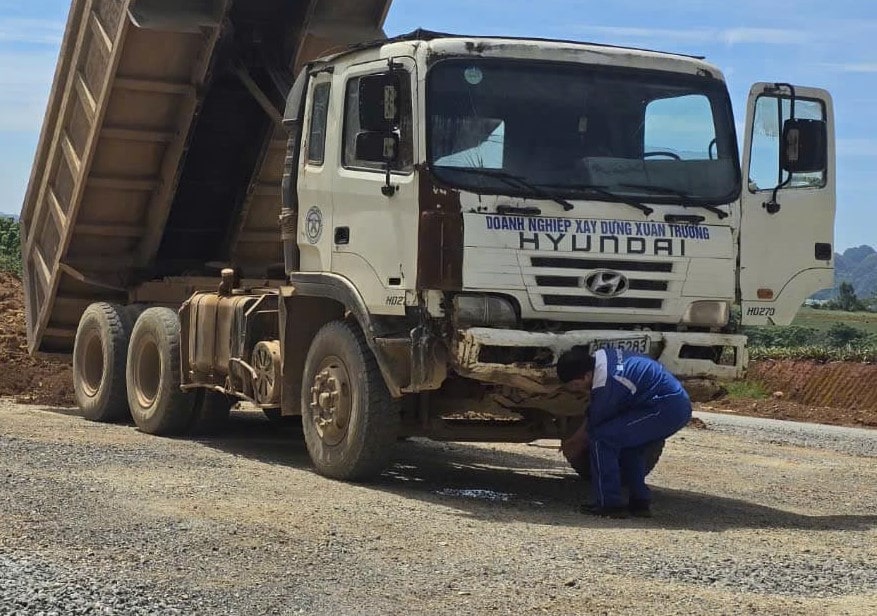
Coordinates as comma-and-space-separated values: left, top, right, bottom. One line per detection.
359, 73, 401, 131
355, 131, 400, 163
781, 118, 827, 174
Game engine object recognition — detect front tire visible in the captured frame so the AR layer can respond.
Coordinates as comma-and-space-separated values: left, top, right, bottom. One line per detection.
126, 308, 196, 436
73, 303, 135, 422
301, 321, 400, 481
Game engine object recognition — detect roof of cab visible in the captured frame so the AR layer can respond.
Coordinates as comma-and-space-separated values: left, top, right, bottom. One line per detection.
313, 28, 708, 65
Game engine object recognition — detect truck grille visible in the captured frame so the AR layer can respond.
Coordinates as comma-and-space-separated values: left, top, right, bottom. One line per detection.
531, 257, 673, 273
526, 256, 675, 312
542, 295, 664, 309
535, 276, 669, 292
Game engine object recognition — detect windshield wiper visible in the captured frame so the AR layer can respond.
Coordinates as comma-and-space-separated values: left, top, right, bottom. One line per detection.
432, 166, 576, 211
616, 183, 729, 220
536, 183, 654, 216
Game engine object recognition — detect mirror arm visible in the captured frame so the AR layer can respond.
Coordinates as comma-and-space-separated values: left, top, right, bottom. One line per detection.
380, 57, 403, 198
768, 82, 797, 119
764, 174, 791, 214
382, 164, 397, 197
763, 83, 798, 215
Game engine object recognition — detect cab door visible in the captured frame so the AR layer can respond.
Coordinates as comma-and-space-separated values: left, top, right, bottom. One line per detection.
739, 83, 836, 325
297, 72, 336, 274
329, 58, 420, 316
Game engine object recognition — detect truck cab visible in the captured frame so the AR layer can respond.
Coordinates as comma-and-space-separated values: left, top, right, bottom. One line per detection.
281, 32, 835, 414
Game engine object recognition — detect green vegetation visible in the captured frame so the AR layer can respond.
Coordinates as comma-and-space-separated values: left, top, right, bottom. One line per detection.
749, 346, 877, 363
0, 216, 21, 278
724, 379, 770, 400
745, 301, 877, 362
793, 306, 877, 335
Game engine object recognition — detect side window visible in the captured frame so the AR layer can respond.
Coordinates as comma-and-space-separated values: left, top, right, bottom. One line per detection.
307, 82, 331, 165
343, 72, 414, 172
749, 96, 826, 191
644, 94, 717, 160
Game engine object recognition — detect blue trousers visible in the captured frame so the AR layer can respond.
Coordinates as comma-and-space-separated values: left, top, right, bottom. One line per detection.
589, 394, 692, 508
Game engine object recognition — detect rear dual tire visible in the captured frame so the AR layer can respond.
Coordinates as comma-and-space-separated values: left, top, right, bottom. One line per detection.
126, 307, 196, 436
73, 303, 143, 422
75, 304, 235, 436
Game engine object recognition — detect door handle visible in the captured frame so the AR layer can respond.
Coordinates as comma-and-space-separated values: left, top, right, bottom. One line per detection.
334, 227, 350, 245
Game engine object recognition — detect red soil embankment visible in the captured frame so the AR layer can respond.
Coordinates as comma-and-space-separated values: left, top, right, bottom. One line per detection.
749, 360, 877, 411
703, 360, 877, 429
0, 272, 74, 406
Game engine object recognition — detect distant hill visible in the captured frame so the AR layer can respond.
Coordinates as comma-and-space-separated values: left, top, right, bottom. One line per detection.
811, 245, 877, 300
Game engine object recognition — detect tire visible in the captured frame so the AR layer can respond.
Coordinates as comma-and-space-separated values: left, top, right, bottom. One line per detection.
189, 390, 234, 435
73, 302, 136, 422
301, 320, 400, 481
566, 439, 665, 481
126, 307, 196, 436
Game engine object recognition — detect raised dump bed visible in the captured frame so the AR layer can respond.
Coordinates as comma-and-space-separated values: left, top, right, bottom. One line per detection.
20, 0, 391, 354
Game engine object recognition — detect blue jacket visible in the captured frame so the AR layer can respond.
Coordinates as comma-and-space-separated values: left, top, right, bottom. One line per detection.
588, 348, 688, 428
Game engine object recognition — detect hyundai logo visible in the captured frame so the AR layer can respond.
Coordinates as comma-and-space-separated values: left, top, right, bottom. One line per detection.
583, 270, 629, 297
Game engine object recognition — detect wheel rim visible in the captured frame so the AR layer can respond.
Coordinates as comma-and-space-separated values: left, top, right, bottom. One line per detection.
134, 336, 161, 409
253, 343, 278, 405
80, 330, 104, 397
309, 355, 352, 447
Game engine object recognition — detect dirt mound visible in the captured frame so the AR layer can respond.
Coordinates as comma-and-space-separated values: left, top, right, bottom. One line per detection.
749, 360, 877, 413
702, 359, 877, 429
0, 272, 74, 406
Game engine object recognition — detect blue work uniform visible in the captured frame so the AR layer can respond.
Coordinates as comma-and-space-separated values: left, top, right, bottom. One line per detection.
587, 348, 692, 508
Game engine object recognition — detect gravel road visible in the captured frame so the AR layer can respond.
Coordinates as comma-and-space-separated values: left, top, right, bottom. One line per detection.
1, 400, 874, 615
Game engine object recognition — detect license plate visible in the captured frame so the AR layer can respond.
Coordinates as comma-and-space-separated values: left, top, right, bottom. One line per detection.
591, 337, 651, 355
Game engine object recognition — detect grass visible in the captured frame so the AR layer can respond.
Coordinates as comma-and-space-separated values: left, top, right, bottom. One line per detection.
793, 306, 877, 336
743, 306, 877, 363
724, 380, 770, 400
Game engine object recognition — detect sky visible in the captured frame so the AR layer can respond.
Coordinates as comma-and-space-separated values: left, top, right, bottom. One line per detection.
1, 0, 875, 251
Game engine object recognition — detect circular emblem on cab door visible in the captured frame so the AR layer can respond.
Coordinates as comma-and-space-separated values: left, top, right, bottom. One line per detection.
305, 206, 323, 244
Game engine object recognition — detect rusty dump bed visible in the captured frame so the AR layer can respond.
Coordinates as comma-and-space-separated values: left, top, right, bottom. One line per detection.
20, 0, 391, 354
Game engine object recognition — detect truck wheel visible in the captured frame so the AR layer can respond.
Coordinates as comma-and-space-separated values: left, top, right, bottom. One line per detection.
566, 440, 665, 481
301, 321, 400, 481
126, 308, 196, 436
189, 390, 234, 435
73, 303, 136, 422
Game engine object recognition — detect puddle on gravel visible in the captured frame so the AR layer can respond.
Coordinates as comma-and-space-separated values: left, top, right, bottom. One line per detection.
436, 488, 513, 501
434, 488, 545, 507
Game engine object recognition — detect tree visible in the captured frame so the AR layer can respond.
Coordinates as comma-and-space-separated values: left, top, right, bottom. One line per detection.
0, 216, 21, 277
830, 281, 865, 312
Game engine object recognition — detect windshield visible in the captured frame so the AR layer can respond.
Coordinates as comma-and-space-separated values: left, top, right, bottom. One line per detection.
427, 59, 741, 206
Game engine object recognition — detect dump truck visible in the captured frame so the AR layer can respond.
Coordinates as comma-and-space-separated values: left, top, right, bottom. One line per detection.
21, 0, 836, 480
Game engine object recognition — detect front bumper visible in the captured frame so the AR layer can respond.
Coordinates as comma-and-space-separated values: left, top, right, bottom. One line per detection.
453, 327, 748, 394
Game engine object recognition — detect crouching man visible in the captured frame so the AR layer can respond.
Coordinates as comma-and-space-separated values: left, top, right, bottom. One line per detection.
556, 346, 692, 518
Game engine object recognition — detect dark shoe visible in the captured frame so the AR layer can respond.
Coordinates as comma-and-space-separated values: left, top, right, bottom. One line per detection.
580, 503, 628, 518
629, 499, 652, 518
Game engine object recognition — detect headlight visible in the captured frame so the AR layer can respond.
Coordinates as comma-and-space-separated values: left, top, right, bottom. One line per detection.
682, 301, 730, 327
452, 294, 518, 329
